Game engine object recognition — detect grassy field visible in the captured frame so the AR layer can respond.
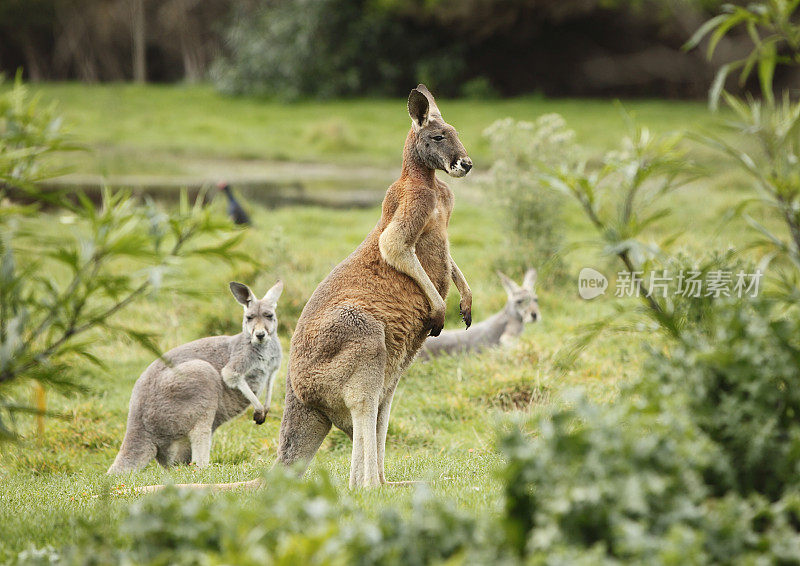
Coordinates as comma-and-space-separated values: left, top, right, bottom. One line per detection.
25, 83, 725, 177
0, 84, 769, 560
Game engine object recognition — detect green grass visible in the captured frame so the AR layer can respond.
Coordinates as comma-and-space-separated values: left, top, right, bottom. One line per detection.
0, 84, 774, 561
0, 189, 768, 559
22, 83, 724, 177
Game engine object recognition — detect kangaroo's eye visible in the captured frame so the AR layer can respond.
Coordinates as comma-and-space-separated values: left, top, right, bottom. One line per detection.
431, 135, 445, 141
265, 313, 274, 319
246, 315, 255, 321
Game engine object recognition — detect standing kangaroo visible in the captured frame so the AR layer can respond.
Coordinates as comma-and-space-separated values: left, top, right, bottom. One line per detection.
277, 85, 473, 488
107, 280, 283, 474
419, 269, 539, 359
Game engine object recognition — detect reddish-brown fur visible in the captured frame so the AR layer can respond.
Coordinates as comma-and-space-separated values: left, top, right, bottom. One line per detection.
278, 85, 473, 487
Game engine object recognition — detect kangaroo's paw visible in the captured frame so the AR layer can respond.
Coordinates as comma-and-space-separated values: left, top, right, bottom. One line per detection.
460, 302, 472, 328
428, 308, 445, 337
253, 407, 267, 425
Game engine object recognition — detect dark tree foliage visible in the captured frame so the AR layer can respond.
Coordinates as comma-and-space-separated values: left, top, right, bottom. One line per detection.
0, 0, 768, 98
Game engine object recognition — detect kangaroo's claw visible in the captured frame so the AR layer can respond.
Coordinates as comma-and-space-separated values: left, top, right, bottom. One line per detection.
461, 307, 472, 328
428, 305, 445, 337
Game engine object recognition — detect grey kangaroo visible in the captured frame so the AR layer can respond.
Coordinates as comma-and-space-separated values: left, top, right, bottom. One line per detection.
418, 269, 539, 360
107, 280, 283, 474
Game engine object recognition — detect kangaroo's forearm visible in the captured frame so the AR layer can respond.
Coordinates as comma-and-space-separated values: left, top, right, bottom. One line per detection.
379, 225, 444, 311
450, 255, 472, 327
450, 256, 471, 299
264, 369, 278, 408
238, 382, 264, 410
222, 367, 264, 410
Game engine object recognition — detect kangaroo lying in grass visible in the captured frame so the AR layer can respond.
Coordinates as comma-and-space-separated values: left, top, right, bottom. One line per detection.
107, 280, 283, 474
419, 269, 539, 359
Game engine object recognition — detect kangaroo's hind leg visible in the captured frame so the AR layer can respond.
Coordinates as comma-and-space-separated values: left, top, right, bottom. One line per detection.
275, 372, 332, 475
108, 397, 157, 474
349, 393, 381, 488
107, 432, 157, 474
376, 389, 395, 484
342, 334, 387, 489
156, 359, 218, 468
169, 438, 192, 466
188, 416, 214, 468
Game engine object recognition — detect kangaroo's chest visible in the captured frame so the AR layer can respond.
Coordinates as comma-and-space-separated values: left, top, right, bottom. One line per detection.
243, 364, 268, 392
417, 185, 453, 293
242, 342, 280, 393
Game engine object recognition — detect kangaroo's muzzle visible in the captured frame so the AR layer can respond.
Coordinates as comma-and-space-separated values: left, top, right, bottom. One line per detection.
448, 157, 473, 177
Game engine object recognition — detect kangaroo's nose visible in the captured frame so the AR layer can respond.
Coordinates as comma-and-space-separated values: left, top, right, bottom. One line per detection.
255, 330, 266, 339
461, 157, 473, 173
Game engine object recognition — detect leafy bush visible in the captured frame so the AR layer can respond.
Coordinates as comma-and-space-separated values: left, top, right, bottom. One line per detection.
482, 115, 573, 278
0, 77, 247, 441
645, 301, 800, 500
460, 77, 499, 100
500, 389, 800, 564
21, 470, 491, 566
498, 299, 800, 562
0, 72, 73, 194
500, 392, 717, 562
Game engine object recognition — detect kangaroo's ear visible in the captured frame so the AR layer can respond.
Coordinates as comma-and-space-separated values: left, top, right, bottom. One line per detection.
523, 268, 538, 291
415, 83, 442, 120
408, 88, 430, 131
262, 279, 283, 306
230, 281, 255, 306
497, 270, 520, 297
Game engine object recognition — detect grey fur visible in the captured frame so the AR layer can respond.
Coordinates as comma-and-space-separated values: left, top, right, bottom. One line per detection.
419, 269, 539, 359
107, 280, 283, 474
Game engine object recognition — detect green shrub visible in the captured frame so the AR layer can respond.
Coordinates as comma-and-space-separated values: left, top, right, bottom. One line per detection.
482, 115, 573, 279
460, 77, 499, 100
0, 77, 247, 441
500, 392, 717, 562
499, 300, 800, 561
23, 470, 490, 566
645, 301, 800, 500
210, 0, 479, 99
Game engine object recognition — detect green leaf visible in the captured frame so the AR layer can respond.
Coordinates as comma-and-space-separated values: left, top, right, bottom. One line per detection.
683, 14, 729, 52
758, 41, 777, 104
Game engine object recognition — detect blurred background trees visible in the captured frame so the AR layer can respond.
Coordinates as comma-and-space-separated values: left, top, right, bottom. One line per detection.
1, 0, 791, 99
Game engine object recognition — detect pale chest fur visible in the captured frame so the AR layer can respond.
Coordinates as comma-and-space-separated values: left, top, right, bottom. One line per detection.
231, 337, 281, 395
417, 181, 454, 295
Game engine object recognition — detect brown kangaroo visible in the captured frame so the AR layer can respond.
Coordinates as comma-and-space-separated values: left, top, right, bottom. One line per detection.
129, 84, 472, 494
277, 84, 473, 488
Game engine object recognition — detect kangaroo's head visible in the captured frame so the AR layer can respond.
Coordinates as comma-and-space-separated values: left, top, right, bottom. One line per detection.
407, 84, 472, 178
498, 269, 540, 324
229, 280, 283, 344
